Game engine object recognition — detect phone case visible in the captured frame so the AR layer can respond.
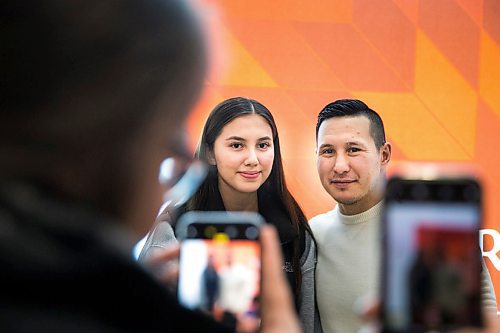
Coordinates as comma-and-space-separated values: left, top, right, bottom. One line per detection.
381, 175, 483, 333
176, 211, 264, 332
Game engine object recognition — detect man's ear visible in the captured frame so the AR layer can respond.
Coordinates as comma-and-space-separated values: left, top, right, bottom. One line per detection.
380, 142, 391, 166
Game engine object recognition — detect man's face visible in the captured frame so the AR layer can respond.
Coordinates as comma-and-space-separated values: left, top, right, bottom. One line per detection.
316, 115, 391, 215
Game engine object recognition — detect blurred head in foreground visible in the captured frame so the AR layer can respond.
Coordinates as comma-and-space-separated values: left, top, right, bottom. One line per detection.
0, 0, 207, 237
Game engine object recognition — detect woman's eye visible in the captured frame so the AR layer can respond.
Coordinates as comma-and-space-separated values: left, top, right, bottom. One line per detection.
230, 142, 243, 149
258, 142, 271, 149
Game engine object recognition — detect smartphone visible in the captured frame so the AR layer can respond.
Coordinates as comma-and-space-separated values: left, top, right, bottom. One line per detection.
176, 211, 264, 331
381, 176, 483, 333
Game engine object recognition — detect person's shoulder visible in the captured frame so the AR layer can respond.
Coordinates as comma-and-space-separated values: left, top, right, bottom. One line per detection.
309, 207, 338, 230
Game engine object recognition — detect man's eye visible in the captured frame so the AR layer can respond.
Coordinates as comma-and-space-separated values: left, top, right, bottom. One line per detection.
321, 148, 333, 155
347, 147, 361, 153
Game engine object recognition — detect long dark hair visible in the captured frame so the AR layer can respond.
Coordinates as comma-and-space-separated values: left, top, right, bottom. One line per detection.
188, 96, 312, 295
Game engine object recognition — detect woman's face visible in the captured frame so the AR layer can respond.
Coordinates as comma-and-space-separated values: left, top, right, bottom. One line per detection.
211, 114, 274, 197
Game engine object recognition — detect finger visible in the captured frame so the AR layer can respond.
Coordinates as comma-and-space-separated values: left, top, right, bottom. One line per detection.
484, 311, 500, 332
157, 265, 179, 287
141, 246, 180, 290
353, 294, 380, 322
145, 246, 180, 266
260, 224, 302, 333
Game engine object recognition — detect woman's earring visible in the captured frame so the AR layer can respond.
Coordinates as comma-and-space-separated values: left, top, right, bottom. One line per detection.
207, 151, 216, 166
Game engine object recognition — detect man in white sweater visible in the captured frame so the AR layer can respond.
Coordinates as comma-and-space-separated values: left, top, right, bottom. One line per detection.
309, 99, 497, 333
310, 99, 391, 333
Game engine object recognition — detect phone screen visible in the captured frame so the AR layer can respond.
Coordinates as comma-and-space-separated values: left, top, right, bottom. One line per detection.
177, 213, 262, 331
382, 178, 483, 333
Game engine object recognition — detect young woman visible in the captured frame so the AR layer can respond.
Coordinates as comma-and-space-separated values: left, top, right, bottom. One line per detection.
140, 97, 321, 333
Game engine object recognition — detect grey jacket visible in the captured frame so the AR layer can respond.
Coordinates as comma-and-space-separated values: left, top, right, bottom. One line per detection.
299, 231, 323, 333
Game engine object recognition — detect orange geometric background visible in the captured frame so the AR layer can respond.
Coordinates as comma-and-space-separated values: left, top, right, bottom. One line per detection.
189, 0, 500, 308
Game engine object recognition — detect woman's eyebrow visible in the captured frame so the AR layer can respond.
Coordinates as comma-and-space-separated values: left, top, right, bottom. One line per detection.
225, 136, 246, 141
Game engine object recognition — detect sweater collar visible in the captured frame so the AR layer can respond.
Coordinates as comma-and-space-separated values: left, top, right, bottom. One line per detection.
336, 200, 384, 225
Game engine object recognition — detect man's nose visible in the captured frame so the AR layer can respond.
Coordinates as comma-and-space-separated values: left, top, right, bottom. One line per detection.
333, 152, 349, 174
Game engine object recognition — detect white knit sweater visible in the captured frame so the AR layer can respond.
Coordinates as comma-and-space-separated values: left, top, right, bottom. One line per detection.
310, 201, 383, 333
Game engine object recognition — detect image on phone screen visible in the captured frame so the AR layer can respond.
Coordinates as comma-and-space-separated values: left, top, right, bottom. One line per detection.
382, 178, 483, 333
178, 226, 261, 331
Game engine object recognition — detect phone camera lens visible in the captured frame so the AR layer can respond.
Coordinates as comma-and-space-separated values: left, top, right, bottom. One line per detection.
187, 225, 198, 238
204, 226, 217, 238
387, 179, 404, 199
437, 185, 453, 201
411, 183, 429, 200
245, 226, 259, 240
225, 226, 238, 239
463, 184, 480, 202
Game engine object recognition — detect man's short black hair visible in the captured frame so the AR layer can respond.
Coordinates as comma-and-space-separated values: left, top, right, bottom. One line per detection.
316, 99, 386, 149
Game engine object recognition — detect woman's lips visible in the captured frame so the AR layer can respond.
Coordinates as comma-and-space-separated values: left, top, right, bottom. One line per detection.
239, 171, 260, 179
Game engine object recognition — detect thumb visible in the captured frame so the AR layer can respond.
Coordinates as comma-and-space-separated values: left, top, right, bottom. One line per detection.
260, 224, 302, 333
